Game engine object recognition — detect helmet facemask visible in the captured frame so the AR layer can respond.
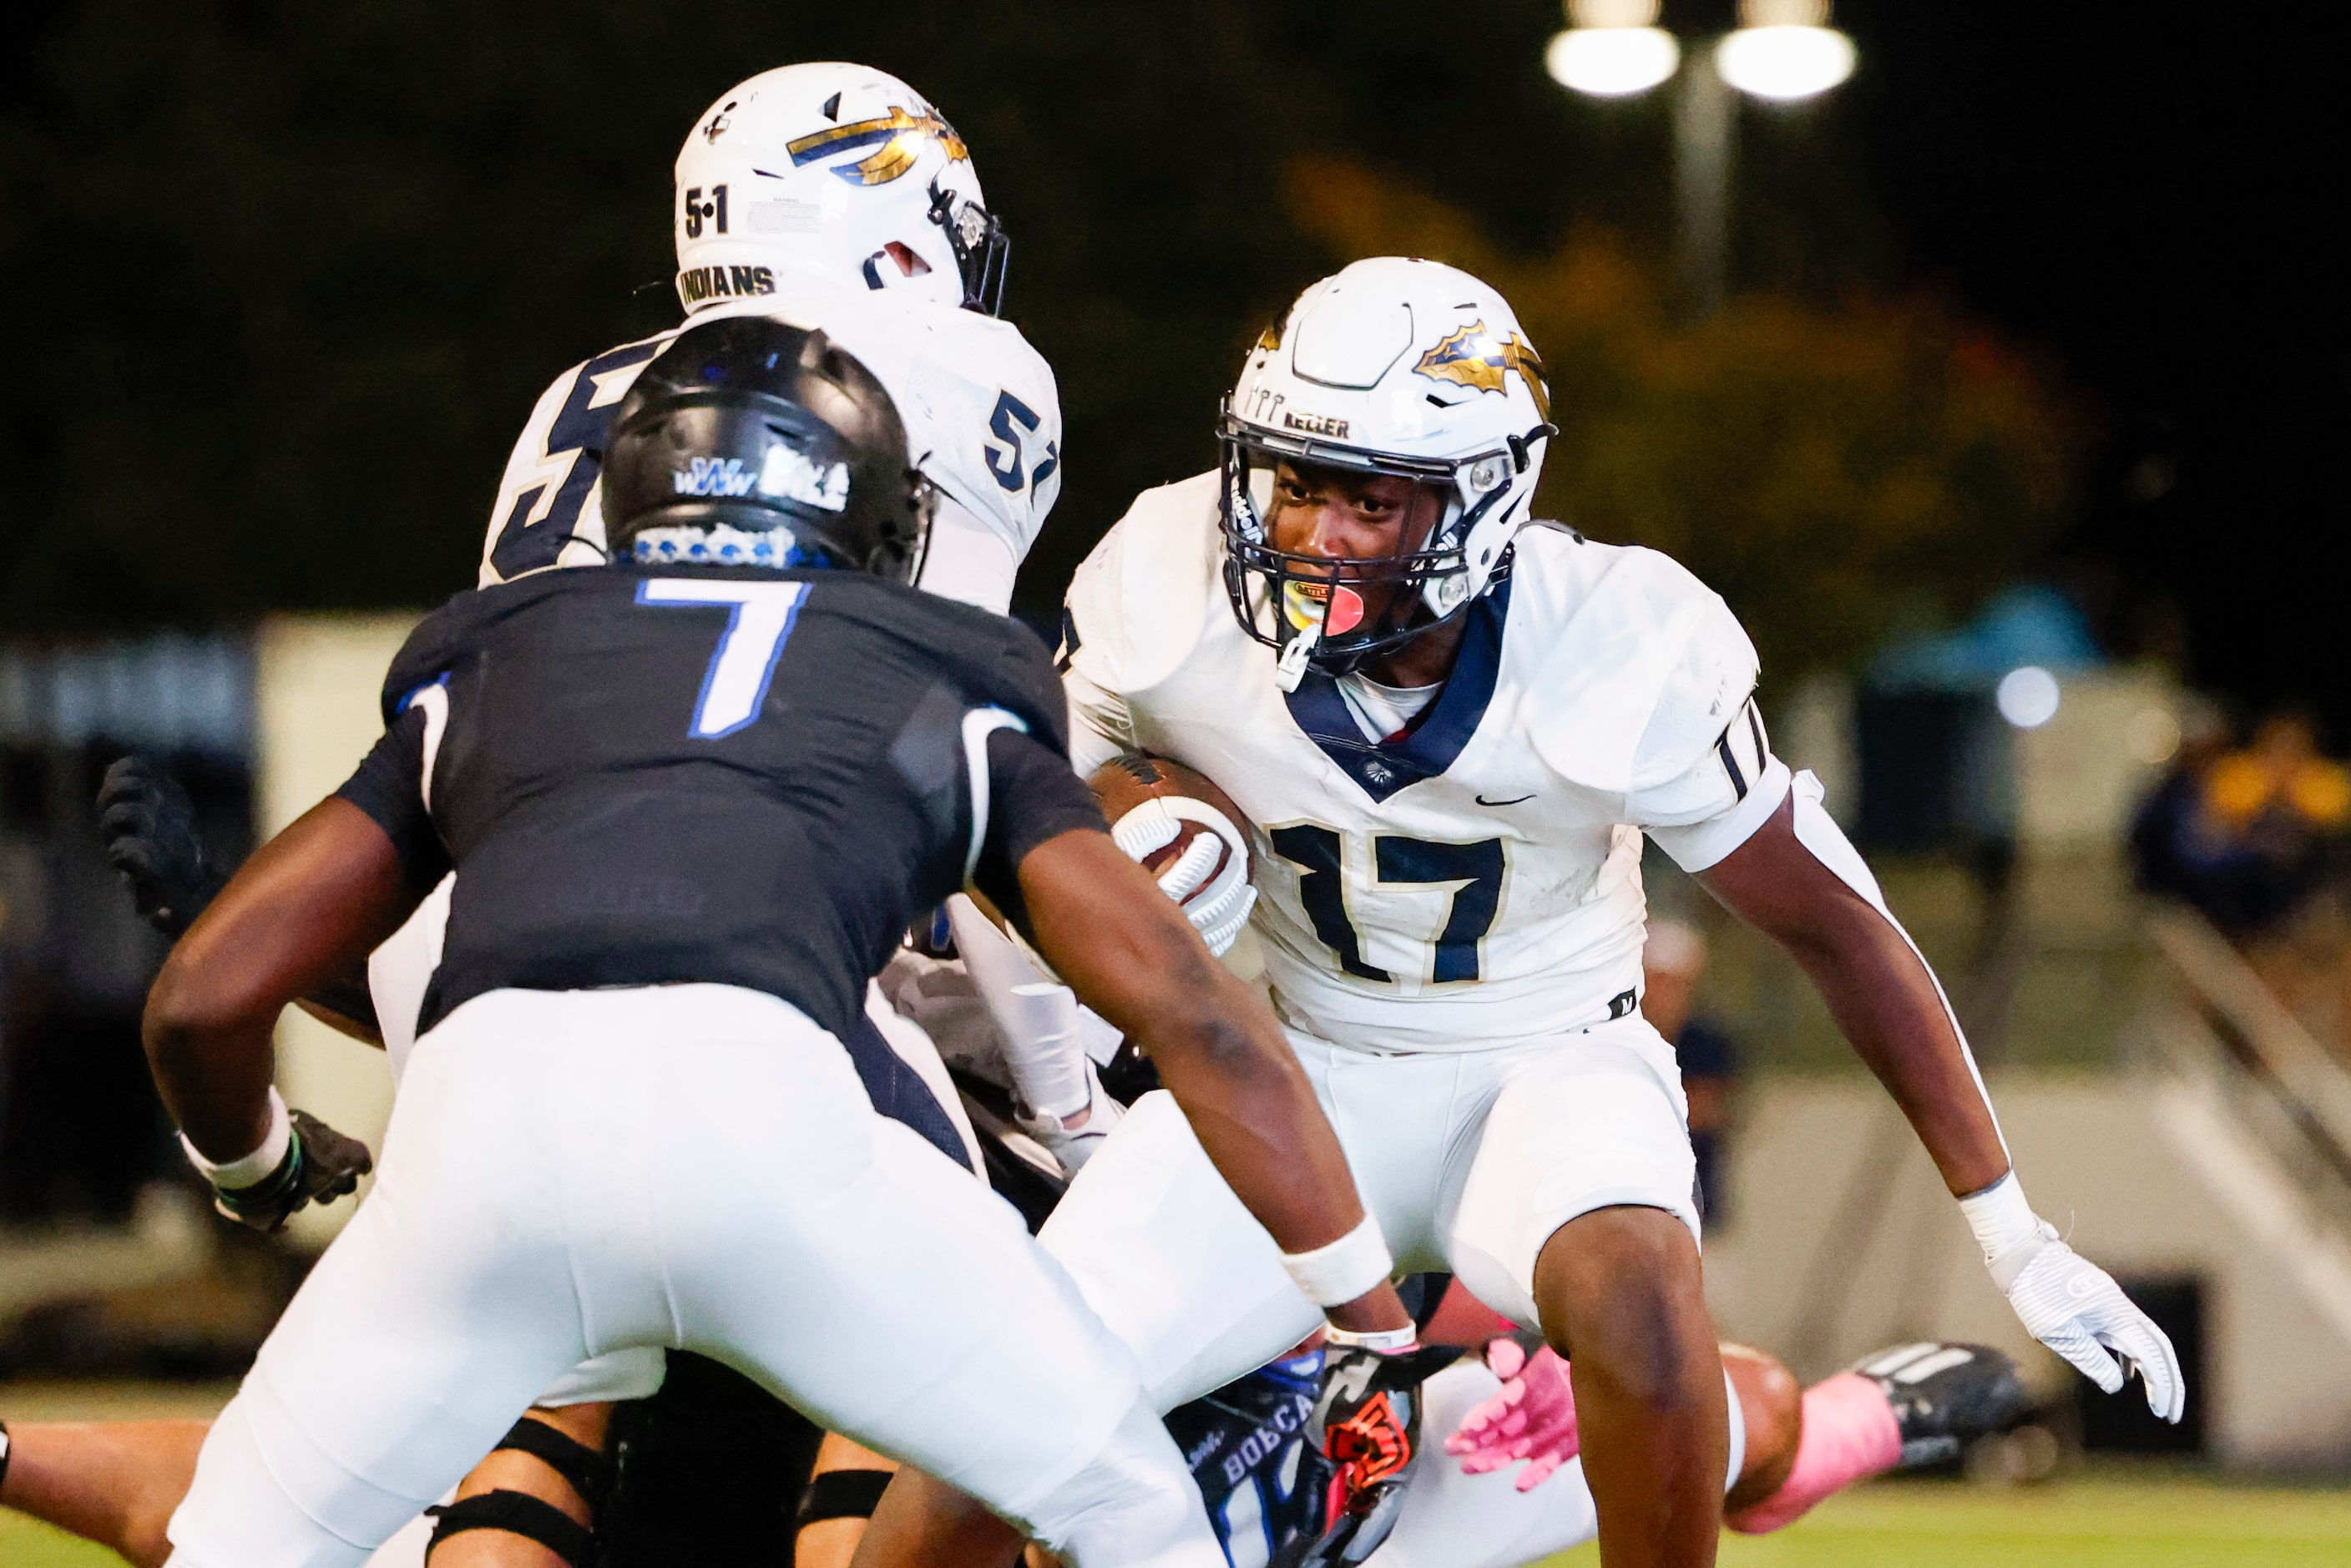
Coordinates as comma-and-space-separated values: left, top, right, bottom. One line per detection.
1217, 403, 1530, 688
926, 181, 1009, 316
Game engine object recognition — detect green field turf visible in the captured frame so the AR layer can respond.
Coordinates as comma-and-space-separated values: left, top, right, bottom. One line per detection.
9, 1473, 2349, 1565
1540, 1474, 2351, 1568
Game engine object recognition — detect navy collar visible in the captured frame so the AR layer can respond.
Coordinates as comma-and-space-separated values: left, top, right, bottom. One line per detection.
1283, 576, 1510, 803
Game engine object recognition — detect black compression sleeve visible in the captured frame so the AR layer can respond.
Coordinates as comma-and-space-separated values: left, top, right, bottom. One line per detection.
971, 726, 1108, 926
334, 707, 453, 893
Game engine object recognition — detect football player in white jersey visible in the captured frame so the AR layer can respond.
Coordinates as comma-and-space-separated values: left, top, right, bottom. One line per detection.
857, 257, 2184, 1568
478, 61, 1059, 617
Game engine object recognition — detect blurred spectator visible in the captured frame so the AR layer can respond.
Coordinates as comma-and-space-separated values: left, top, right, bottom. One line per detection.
1646, 919, 1742, 1222
2131, 700, 2257, 929
2133, 706, 2351, 941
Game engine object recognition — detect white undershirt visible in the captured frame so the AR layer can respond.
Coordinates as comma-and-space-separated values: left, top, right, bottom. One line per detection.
1337, 672, 1440, 744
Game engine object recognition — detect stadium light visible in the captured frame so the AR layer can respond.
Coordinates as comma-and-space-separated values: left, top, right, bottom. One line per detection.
1996, 666, 2062, 730
1545, 0, 1858, 319
1545, 0, 1681, 99
1715, 28, 1857, 100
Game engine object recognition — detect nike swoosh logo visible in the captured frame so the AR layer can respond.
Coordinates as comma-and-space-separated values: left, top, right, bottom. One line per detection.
1476, 793, 1534, 807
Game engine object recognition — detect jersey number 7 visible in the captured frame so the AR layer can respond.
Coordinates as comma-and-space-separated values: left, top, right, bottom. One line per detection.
636, 579, 810, 739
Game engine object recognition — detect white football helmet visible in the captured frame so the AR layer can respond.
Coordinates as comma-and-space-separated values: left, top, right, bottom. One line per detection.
1220, 257, 1555, 679
672, 63, 1008, 317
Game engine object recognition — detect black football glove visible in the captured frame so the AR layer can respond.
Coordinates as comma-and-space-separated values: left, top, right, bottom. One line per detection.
210, 1110, 374, 1234
96, 755, 225, 936
1278, 1342, 1461, 1567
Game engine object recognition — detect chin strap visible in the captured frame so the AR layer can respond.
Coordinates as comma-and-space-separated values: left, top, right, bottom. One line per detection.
1275, 621, 1321, 692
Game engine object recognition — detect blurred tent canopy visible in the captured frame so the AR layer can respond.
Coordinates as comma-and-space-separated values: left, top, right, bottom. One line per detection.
2, 0, 2073, 685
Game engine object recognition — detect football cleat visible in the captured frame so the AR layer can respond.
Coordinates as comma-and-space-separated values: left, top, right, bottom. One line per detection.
1849, 1342, 2035, 1468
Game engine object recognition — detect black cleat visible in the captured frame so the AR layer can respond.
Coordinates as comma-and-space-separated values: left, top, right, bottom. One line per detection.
1850, 1342, 2035, 1468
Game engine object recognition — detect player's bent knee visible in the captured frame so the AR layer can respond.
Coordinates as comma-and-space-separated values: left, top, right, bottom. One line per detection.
1533, 1206, 1711, 1388
1019, 1403, 1216, 1568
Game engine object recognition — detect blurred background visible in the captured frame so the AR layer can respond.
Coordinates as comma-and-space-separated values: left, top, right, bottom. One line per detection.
4, 1, 2349, 1561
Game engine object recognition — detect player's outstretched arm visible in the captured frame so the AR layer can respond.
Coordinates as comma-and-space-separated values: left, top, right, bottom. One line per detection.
1699, 789, 2185, 1421
1698, 793, 2008, 1195
1014, 826, 1414, 1340
143, 797, 418, 1227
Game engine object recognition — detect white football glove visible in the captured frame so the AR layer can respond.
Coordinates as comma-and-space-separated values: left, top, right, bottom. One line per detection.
1964, 1175, 2185, 1422
1014, 1058, 1125, 1175
1110, 797, 1257, 957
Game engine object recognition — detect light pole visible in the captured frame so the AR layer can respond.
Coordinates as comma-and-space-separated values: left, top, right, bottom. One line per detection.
1546, 0, 1857, 318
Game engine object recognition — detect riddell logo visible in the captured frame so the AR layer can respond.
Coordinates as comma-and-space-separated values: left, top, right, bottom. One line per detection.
677, 264, 776, 304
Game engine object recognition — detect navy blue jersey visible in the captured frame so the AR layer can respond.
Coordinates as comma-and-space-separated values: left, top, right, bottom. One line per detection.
1169, 1351, 1334, 1567
337, 562, 1100, 1043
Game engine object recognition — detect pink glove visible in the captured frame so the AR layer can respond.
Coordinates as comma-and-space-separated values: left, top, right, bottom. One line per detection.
1443, 1338, 1580, 1492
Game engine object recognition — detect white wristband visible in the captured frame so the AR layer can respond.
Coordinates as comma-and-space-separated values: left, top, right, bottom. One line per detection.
1958, 1171, 2042, 1270
179, 1088, 292, 1190
1279, 1212, 1393, 1308
1324, 1324, 1418, 1353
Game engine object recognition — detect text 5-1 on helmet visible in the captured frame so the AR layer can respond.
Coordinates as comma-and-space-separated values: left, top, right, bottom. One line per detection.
673, 63, 1009, 316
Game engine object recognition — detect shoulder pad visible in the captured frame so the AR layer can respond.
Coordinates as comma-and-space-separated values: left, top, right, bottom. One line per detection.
1516, 542, 1756, 797
770, 291, 1064, 562
1063, 471, 1222, 695
378, 587, 492, 723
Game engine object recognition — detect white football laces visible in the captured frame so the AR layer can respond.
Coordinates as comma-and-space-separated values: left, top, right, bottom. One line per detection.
1110, 796, 1258, 957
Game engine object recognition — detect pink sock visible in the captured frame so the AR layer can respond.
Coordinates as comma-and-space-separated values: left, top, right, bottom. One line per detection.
1724, 1372, 1902, 1535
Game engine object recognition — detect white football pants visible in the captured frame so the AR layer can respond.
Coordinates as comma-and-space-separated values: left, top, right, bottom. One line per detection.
1041, 1014, 1725, 1568
163, 984, 1221, 1568
1043, 1015, 1701, 1409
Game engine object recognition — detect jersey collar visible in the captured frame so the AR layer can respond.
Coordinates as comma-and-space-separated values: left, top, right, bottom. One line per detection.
1282, 575, 1510, 804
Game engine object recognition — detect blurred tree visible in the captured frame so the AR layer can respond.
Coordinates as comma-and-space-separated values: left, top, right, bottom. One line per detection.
1286, 158, 2076, 682
0, 0, 2058, 678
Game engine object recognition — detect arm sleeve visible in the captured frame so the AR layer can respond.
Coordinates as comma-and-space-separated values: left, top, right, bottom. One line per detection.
970, 726, 1110, 933
333, 707, 454, 894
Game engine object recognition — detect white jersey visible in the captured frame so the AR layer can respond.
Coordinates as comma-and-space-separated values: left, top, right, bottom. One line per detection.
1061, 472, 1790, 1055
478, 280, 1062, 614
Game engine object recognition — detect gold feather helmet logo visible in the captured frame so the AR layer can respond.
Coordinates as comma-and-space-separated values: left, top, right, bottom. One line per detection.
784, 106, 971, 188
1413, 321, 1551, 421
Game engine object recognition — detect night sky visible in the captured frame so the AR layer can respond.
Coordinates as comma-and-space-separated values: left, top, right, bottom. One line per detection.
3, 1, 2342, 730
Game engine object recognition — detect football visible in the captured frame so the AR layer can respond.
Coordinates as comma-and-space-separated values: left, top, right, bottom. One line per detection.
1087, 752, 1254, 888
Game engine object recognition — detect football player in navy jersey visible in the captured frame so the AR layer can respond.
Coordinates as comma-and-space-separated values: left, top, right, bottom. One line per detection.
130, 317, 1418, 1568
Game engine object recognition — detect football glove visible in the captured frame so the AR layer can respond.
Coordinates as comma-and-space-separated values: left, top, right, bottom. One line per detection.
1992, 1226, 2185, 1421
1110, 797, 1257, 958
207, 1110, 374, 1235
1013, 1057, 1125, 1174
1280, 1342, 1459, 1567
1964, 1174, 2184, 1423
95, 755, 224, 936
1445, 1336, 1580, 1492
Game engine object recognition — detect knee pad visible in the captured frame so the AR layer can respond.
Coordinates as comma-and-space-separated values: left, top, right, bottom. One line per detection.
426, 1416, 616, 1568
